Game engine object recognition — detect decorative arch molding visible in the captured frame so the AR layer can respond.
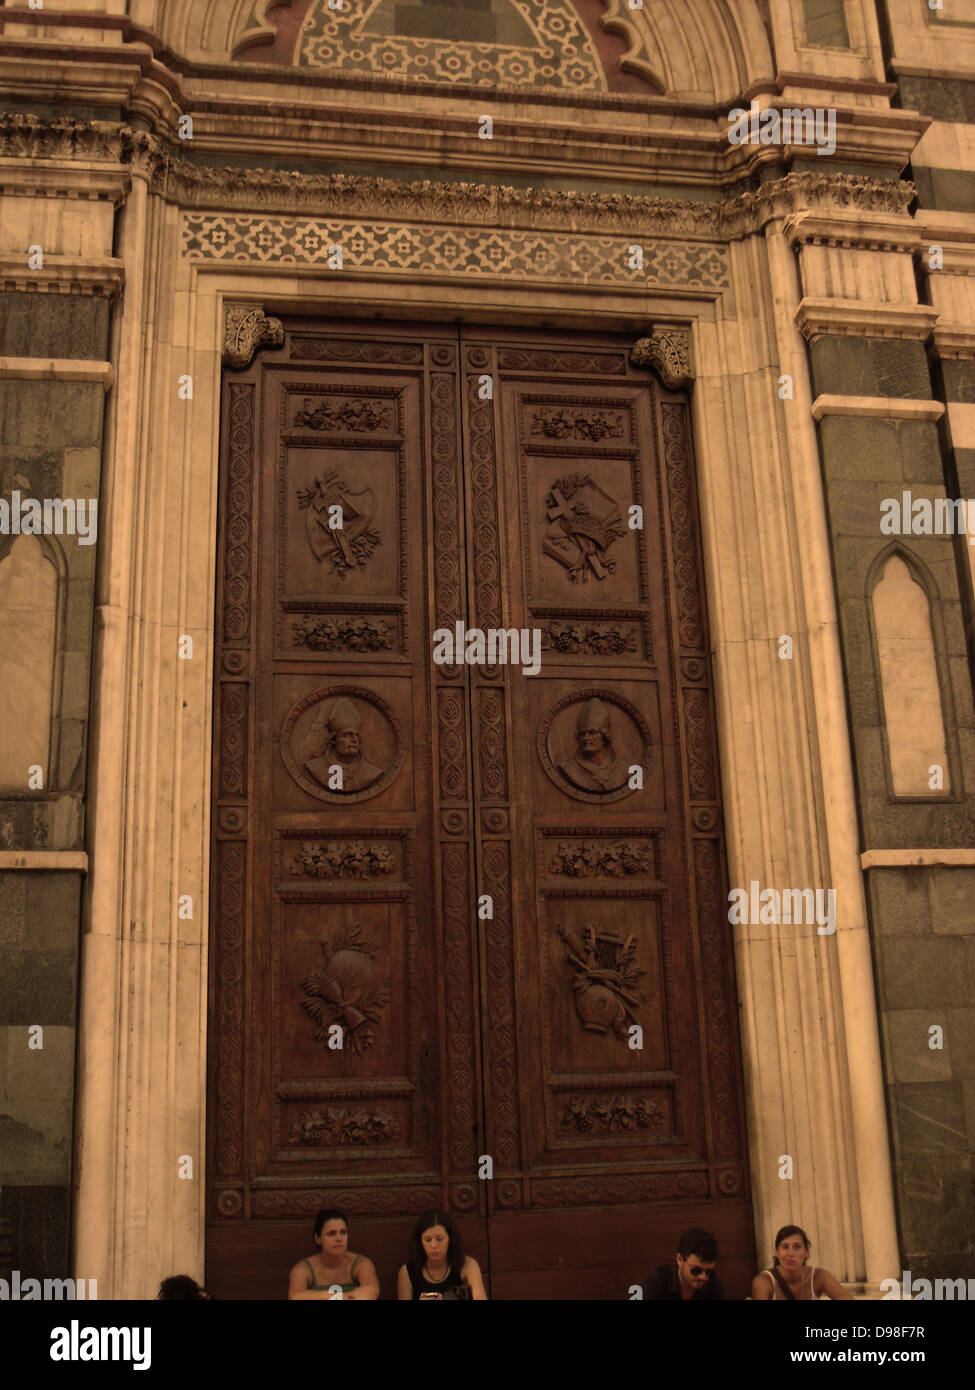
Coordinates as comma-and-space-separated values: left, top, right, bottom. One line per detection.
156, 0, 774, 103
865, 538, 941, 607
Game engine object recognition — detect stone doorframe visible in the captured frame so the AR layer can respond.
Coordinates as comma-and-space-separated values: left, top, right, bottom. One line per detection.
72, 157, 904, 1297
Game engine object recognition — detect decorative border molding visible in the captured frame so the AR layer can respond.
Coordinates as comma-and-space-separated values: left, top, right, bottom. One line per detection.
188, 215, 729, 292
0, 116, 917, 245
810, 395, 944, 422
796, 299, 940, 341
861, 848, 975, 868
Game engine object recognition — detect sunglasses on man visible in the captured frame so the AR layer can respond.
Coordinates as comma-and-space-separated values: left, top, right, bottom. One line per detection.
687, 1266, 716, 1278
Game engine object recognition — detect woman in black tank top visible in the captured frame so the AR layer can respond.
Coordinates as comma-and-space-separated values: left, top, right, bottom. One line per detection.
397, 1210, 488, 1300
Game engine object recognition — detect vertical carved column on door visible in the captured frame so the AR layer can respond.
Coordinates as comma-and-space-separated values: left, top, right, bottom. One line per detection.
210, 378, 257, 1223
660, 399, 746, 1199
463, 344, 523, 1209
429, 341, 482, 1216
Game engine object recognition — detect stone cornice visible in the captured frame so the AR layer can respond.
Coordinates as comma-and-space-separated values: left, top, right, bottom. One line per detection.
0, 850, 88, 872
785, 210, 922, 254
0, 357, 113, 388
0, 254, 124, 297
796, 300, 939, 342
860, 849, 975, 869
931, 326, 975, 361
0, 116, 917, 244
810, 395, 944, 422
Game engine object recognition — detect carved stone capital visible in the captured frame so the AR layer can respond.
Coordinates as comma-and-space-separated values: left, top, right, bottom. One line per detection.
631, 328, 692, 389
223, 303, 284, 369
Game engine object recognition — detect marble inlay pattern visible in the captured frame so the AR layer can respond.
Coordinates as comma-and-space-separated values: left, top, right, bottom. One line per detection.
297, 0, 607, 90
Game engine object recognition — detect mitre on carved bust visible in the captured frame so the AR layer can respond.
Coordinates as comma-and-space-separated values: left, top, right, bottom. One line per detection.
304, 695, 383, 792
557, 696, 629, 794
324, 696, 360, 734
576, 697, 611, 734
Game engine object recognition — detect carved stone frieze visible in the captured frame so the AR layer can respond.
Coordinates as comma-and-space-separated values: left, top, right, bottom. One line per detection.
631, 329, 692, 389
223, 303, 284, 370
0, 115, 916, 240
176, 168, 914, 242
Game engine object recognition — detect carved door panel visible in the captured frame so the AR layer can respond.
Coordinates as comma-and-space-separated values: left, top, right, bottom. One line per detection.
207, 321, 754, 1300
207, 324, 487, 1298
460, 330, 753, 1298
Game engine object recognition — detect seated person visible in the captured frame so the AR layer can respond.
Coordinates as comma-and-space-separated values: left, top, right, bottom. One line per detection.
157, 1275, 212, 1300
751, 1225, 852, 1300
640, 1227, 726, 1300
397, 1210, 487, 1300
288, 1208, 379, 1300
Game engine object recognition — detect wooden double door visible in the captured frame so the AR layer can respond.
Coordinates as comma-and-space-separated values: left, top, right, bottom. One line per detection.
207, 320, 753, 1299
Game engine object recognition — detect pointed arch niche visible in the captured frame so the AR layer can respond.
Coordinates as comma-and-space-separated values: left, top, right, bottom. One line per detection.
0, 533, 64, 793
869, 548, 952, 798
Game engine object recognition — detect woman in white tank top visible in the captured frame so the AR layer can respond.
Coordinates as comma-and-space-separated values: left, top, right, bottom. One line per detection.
750, 1225, 853, 1300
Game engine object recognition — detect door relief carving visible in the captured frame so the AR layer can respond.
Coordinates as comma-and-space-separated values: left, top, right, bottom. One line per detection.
280, 686, 403, 802
537, 689, 652, 802
300, 924, 390, 1053
208, 322, 752, 1298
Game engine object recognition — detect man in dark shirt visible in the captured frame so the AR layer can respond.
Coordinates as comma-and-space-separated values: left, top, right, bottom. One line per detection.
640, 1227, 726, 1300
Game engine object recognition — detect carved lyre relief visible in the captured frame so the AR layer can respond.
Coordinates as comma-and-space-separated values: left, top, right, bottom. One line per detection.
558, 923, 647, 1038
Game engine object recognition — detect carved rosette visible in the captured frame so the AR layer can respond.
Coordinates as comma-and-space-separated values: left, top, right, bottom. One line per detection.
223, 303, 285, 370
631, 329, 692, 389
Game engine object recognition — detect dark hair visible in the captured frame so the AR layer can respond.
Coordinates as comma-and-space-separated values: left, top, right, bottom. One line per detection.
314, 1208, 349, 1238
157, 1275, 211, 1300
408, 1210, 466, 1274
678, 1228, 719, 1261
772, 1225, 810, 1266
